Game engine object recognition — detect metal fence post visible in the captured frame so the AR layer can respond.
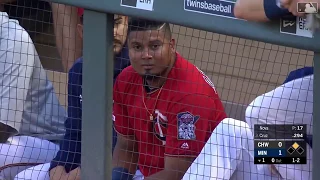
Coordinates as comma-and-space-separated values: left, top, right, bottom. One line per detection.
81, 10, 114, 180
313, 52, 320, 180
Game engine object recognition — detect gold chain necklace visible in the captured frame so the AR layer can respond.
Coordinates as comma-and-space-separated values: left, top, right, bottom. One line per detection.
142, 84, 164, 121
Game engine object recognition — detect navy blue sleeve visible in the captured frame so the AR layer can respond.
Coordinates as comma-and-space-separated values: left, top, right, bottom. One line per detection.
283, 67, 314, 84
264, 0, 291, 20
50, 62, 83, 173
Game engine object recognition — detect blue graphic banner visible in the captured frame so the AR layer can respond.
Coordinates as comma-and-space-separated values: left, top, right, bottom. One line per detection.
255, 148, 287, 157
184, 0, 236, 19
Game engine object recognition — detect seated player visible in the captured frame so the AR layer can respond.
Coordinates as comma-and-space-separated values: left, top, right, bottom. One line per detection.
0, 7, 66, 180
183, 68, 313, 180
246, 74, 313, 180
234, 0, 291, 21
112, 18, 227, 180
50, 3, 82, 71
14, 9, 130, 180
182, 118, 280, 180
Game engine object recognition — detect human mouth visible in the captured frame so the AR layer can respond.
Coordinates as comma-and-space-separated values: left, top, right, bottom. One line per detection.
141, 64, 154, 70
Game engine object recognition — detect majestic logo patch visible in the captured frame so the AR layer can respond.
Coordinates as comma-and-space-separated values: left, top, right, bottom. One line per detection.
181, 142, 189, 149
177, 112, 200, 140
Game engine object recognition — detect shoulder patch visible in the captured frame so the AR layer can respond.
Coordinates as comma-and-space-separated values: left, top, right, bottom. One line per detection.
177, 112, 200, 140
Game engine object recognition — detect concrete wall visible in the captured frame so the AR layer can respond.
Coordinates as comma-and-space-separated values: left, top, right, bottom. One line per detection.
171, 25, 314, 105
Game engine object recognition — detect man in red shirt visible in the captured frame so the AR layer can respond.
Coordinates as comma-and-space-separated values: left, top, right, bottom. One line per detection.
112, 18, 227, 180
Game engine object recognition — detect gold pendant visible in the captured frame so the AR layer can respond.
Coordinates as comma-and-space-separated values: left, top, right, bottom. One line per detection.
150, 114, 154, 121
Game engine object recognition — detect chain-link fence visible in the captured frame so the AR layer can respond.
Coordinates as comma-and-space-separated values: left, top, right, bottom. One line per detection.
0, 0, 317, 179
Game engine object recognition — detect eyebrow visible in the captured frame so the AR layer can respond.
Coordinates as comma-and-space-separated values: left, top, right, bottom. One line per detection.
129, 40, 140, 44
129, 39, 163, 44
149, 39, 162, 43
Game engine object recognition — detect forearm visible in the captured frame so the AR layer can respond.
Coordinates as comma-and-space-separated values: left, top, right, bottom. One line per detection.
144, 170, 183, 180
234, 0, 269, 21
144, 157, 193, 180
50, 115, 82, 172
51, 3, 82, 72
142, 151, 195, 180
112, 145, 138, 174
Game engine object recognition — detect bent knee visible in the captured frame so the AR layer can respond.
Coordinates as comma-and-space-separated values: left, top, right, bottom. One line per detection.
245, 97, 266, 127
246, 101, 259, 119
14, 163, 50, 180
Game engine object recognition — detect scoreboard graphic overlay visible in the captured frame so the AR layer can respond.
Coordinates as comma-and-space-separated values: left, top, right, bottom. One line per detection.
254, 124, 307, 164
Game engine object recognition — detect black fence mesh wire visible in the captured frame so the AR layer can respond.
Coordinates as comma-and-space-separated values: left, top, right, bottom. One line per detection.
0, 1, 313, 179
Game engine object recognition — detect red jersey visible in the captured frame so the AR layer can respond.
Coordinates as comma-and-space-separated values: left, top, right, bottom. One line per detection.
113, 53, 227, 177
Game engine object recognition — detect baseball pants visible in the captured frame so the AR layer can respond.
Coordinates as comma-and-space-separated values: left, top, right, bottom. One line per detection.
0, 136, 59, 180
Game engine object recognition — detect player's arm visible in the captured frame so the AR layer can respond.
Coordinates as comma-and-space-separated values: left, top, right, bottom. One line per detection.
144, 94, 227, 180
0, 28, 36, 142
51, 3, 82, 72
112, 134, 139, 175
234, 0, 291, 21
112, 80, 139, 179
246, 75, 313, 137
50, 62, 82, 179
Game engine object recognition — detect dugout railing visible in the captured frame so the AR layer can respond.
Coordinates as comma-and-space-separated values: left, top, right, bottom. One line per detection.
46, 0, 320, 179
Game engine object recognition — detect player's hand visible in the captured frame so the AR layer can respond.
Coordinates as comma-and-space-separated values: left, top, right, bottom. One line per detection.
281, 0, 308, 16
281, 0, 293, 9
50, 166, 81, 180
